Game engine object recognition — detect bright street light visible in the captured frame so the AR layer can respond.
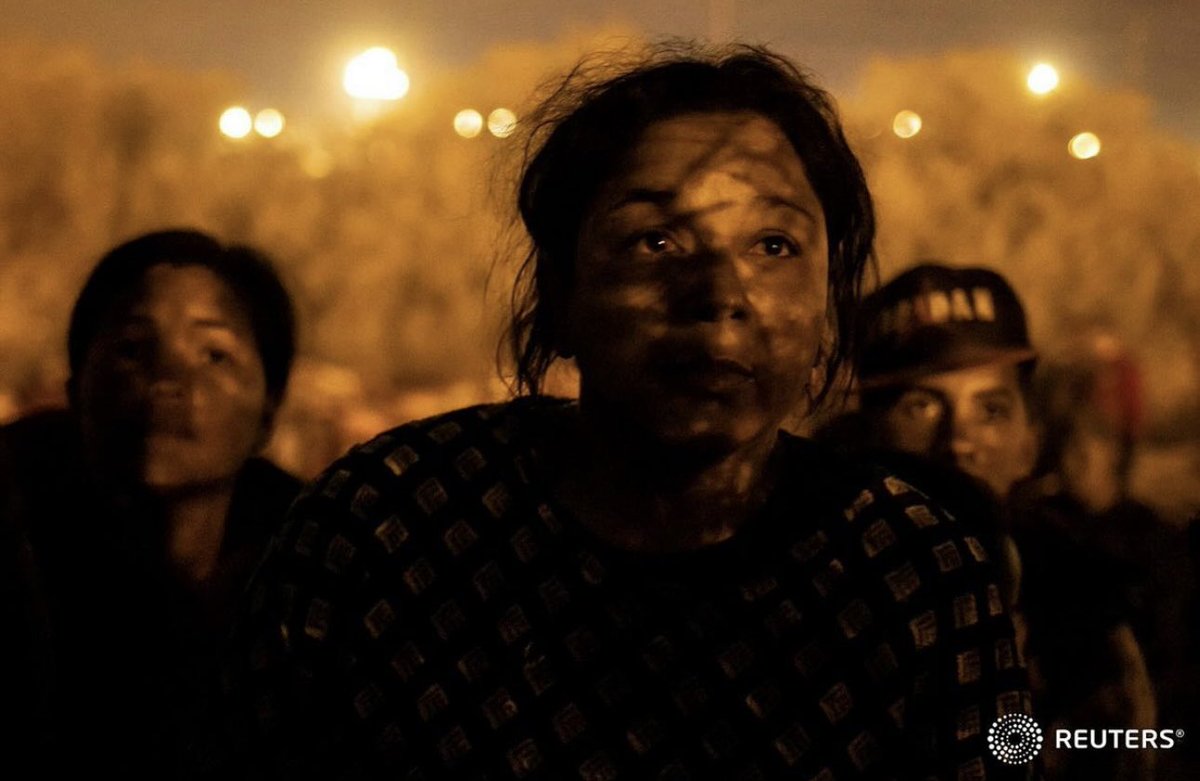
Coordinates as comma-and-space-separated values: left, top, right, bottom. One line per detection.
1068, 132, 1101, 159
454, 109, 484, 138
219, 106, 253, 139
343, 47, 410, 100
1027, 63, 1060, 95
254, 108, 285, 138
487, 108, 517, 138
892, 110, 922, 139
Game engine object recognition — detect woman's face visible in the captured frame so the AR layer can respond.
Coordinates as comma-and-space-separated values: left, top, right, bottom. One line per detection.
881, 362, 1038, 498
567, 111, 829, 455
76, 264, 272, 494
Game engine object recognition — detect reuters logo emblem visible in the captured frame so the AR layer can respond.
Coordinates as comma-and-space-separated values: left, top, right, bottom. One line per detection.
988, 713, 1044, 765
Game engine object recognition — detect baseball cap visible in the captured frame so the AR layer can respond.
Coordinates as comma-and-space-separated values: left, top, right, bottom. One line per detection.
855, 263, 1036, 389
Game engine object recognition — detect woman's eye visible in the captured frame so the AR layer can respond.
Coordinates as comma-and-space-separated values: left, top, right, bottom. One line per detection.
751, 235, 799, 258
631, 231, 678, 257
981, 402, 1012, 422
902, 394, 944, 423
205, 347, 231, 365
112, 336, 151, 362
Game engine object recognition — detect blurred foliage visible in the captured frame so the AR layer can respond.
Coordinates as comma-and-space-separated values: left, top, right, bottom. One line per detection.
0, 37, 1197, 449
846, 50, 1200, 435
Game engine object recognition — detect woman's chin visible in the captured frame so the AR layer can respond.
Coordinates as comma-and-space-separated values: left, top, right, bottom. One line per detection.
635, 402, 774, 457
579, 385, 783, 458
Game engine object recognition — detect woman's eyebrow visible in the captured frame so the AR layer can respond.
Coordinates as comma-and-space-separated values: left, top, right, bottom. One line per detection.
608, 187, 675, 212
191, 317, 240, 335
756, 194, 819, 225
974, 387, 1016, 402
113, 313, 236, 332
907, 385, 949, 403
609, 188, 818, 217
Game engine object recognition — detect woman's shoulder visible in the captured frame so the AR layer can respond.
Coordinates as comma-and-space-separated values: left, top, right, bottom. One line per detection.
0, 410, 90, 539
776, 433, 1000, 585
303, 398, 564, 500
274, 399, 564, 562
782, 432, 985, 521
775, 432, 899, 517
0, 409, 81, 483
332, 397, 563, 472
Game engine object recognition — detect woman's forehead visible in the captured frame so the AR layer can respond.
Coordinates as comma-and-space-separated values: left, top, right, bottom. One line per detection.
915, 362, 1027, 403
606, 112, 820, 211
640, 111, 791, 152
115, 263, 250, 326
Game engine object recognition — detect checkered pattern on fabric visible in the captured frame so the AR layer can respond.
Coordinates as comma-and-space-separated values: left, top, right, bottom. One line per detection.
236, 398, 1034, 780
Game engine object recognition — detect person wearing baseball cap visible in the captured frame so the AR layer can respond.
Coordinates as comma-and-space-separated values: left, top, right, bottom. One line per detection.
845, 262, 1156, 780
854, 262, 1039, 500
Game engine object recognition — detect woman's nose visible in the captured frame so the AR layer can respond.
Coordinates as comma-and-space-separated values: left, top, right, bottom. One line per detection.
147, 338, 195, 389
676, 250, 751, 324
947, 413, 982, 461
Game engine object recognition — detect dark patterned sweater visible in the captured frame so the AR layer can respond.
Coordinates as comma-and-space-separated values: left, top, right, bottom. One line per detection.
235, 398, 1033, 780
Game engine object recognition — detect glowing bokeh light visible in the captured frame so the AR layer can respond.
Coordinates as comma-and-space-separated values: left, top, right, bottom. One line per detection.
219, 106, 253, 139
1068, 132, 1101, 159
453, 109, 484, 138
254, 108, 285, 138
487, 108, 517, 138
1027, 63, 1060, 94
343, 47, 410, 100
892, 110, 922, 139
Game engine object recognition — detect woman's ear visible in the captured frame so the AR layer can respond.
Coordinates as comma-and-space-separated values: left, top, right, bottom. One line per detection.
806, 323, 837, 410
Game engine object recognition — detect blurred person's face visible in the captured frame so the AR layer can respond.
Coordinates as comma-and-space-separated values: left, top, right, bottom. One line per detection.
566, 112, 829, 456
76, 264, 271, 494
880, 362, 1037, 498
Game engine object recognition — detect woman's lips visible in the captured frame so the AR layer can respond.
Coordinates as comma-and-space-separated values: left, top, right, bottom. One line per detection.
661, 356, 756, 394
143, 401, 197, 437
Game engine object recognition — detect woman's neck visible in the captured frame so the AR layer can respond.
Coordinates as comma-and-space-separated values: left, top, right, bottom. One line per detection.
114, 484, 231, 590
163, 488, 233, 584
540, 404, 780, 553
83, 442, 236, 586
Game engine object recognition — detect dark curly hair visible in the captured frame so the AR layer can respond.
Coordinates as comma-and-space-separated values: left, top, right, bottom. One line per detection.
508, 42, 875, 407
67, 229, 296, 405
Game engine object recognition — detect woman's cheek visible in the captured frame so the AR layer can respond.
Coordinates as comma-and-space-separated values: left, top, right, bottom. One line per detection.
760, 296, 824, 364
